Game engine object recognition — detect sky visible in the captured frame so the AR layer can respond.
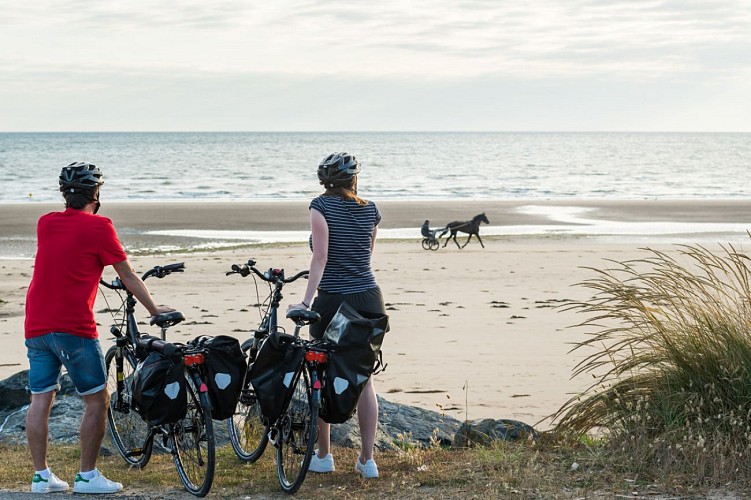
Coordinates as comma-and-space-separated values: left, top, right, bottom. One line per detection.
1, 0, 749, 132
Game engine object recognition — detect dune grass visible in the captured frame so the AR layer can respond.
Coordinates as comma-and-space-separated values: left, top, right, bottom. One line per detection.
553, 242, 751, 487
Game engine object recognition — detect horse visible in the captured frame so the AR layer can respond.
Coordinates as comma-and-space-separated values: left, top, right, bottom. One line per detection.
441, 212, 490, 249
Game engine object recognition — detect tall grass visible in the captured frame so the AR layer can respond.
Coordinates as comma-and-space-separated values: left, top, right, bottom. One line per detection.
552, 243, 751, 485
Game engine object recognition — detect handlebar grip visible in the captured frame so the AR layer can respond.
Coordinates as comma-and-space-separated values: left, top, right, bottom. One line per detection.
284, 270, 310, 283
98, 277, 125, 290
142, 262, 186, 280
228, 264, 250, 277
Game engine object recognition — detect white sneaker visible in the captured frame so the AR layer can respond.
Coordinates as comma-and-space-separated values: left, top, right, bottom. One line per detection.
308, 451, 335, 473
73, 469, 123, 494
31, 472, 69, 493
355, 457, 379, 478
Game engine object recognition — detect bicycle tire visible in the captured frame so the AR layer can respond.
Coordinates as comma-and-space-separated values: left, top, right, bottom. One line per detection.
421, 238, 431, 250
276, 367, 319, 494
105, 345, 153, 468
228, 339, 269, 462
429, 239, 439, 251
172, 370, 216, 497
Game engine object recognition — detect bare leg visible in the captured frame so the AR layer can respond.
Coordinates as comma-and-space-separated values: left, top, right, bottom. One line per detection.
79, 389, 109, 472
316, 418, 331, 457
356, 378, 378, 462
27, 391, 56, 471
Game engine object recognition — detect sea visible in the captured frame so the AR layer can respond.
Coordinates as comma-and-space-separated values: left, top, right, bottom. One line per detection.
1, 131, 751, 251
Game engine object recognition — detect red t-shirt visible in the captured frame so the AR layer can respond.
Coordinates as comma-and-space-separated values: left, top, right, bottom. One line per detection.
25, 208, 128, 339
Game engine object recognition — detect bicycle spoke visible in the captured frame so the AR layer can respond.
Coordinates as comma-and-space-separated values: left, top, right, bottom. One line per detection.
173, 373, 215, 497
277, 369, 318, 494
228, 341, 269, 462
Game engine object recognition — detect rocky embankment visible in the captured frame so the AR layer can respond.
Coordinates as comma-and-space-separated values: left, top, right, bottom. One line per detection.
0, 370, 538, 450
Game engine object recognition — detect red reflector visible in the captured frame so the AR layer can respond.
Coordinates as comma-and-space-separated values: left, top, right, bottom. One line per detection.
184, 353, 205, 366
305, 351, 328, 363
313, 380, 322, 390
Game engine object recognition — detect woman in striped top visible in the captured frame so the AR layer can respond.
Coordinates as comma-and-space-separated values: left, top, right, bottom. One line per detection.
289, 152, 385, 479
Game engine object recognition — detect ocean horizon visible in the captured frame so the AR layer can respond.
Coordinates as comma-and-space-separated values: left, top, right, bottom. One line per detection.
2, 132, 751, 257
2, 131, 750, 203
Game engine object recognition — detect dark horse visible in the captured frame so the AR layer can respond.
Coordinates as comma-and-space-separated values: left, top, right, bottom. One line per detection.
442, 212, 490, 249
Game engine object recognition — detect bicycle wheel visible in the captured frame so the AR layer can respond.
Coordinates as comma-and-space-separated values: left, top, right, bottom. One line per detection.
173, 370, 216, 497
228, 339, 269, 462
276, 367, 319, 494
421, 238, 430, 250
105, 345, 153, 468
428, 239, 439, 251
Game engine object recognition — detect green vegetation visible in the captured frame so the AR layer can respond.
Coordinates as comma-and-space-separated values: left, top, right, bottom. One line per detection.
554, 242, 751, 488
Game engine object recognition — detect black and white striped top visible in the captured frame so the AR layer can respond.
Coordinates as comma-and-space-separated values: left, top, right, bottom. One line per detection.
310, 195, 381, 294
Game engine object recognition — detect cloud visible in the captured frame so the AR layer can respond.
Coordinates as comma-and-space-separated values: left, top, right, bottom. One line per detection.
1, 63, 748, 132
1, 0, 749, 131
3, 0, 749, 79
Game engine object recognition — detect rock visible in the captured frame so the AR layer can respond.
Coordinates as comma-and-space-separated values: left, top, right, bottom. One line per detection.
0, 371, 30, 411
330, 395, 461, 450
0, 370, 463, 450
453, 418, 539, 448
0, 370, 76, 411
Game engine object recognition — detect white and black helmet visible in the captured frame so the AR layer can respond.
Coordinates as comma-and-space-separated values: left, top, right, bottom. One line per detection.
59, 162, 104, 193
317, 152, 361, 187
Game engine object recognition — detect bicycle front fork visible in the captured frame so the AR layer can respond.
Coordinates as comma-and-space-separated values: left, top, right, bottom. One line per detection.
113, 336, 129, 413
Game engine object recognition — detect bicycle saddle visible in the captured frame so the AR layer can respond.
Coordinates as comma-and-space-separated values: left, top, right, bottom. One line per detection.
150, 311, 186, 328
286, 309, 321, 325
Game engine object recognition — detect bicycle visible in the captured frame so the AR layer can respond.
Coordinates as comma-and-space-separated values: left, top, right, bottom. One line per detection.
225, 259, 309, 463
99, 263, 216, 497
267, 308, 327, 494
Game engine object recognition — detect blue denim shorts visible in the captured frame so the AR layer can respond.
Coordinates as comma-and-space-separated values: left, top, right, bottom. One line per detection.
25, 333, 107, 396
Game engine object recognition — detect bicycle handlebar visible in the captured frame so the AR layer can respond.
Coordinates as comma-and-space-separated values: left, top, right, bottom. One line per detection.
142, 262, 185, 280
99, 262, 185, 290
226, 259, 308, 284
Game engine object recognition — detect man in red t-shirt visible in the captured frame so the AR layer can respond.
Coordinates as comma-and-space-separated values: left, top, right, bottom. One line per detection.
24, 162, 175, 494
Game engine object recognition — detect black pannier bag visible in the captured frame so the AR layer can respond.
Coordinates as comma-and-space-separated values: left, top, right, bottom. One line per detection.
320, 302, 389, 424
190, 335, 248, 420
132, 346, 187, 426
249, 331, 304, 424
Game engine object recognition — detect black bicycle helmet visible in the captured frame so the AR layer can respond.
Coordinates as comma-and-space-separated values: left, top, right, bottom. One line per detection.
317, 152, 361, 186
59, 162, 104, 193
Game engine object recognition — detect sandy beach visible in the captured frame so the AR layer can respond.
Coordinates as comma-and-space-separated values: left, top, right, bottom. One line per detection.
2, 199, 751, 429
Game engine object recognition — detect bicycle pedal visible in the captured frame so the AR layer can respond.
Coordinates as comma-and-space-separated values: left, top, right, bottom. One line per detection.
124, 448, 143, 458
